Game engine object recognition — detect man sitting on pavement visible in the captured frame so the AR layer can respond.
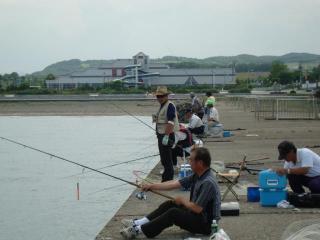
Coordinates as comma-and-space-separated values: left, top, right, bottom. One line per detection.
275, 140, 320, 194
202, 99, 222, 137
203, 91, 216, 115
205, 100, 219, 127
120, 147, 221, 239
185, 108, 205, 135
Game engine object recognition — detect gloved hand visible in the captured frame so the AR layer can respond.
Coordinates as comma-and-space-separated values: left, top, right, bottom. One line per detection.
162, 135, 169, 146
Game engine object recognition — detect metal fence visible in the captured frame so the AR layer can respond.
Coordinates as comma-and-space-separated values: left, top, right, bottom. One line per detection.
226, 96, 320, 120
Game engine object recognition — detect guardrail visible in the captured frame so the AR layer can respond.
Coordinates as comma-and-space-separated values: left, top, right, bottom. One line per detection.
226, 96, 320, 120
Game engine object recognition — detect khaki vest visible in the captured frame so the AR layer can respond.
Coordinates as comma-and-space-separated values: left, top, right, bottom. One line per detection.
156, 100, 179, 134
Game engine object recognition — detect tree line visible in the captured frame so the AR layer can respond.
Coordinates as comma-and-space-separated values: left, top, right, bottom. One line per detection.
1, 61, 319, 93
268, 62, 320, 86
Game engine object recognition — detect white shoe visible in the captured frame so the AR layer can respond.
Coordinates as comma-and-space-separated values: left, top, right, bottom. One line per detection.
121, 218, 135, 228
120, 226, 139, 239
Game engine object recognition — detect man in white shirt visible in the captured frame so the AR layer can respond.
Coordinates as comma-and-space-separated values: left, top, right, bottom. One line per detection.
203, 100, 219, 127
185, 109, 205, 135
275, 140, 320, 193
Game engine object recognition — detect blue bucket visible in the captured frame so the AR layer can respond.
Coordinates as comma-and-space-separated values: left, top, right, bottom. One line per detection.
223, 131, 231, 137
247, 186, 260, 202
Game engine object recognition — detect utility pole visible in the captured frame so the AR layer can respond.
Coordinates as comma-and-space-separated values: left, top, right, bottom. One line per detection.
299, 63, 302, 87
135, 66, 138, 88
212, 69, 215, 89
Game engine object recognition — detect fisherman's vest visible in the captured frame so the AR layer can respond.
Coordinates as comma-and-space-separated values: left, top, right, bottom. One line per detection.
156, 100, 179, 134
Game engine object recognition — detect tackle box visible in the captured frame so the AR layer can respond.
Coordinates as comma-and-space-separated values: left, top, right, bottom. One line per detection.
259, 169, 287, 189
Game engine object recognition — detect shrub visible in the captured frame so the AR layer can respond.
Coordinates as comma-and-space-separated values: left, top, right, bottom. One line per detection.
228, 88, 251, 93
289, 90, 296, 95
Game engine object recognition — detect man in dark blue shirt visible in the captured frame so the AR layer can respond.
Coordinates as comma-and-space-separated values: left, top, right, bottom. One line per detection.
120, 147, 221, 239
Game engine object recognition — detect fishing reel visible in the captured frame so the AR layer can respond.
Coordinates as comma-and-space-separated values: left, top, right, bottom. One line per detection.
135, 191, 147, 200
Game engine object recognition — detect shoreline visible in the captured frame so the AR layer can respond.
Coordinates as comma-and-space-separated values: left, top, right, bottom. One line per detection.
0, 100, 160, 116
94, 100, 320, 240
2, 99, 320, 239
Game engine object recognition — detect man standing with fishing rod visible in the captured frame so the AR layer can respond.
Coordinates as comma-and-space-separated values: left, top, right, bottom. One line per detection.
152, 86, 179, 182
120, 147, 221, 239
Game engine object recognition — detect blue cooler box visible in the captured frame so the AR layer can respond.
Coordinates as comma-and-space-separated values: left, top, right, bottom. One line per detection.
259, 188, 287, 206
179, 164, 193, 191
179, 164, 193, 178
259, 169, 287, 189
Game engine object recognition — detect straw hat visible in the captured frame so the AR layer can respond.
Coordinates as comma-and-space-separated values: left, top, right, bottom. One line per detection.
154, 86, 169, 96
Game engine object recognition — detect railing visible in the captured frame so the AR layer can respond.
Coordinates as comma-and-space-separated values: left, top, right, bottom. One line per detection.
226, 95, 320, 120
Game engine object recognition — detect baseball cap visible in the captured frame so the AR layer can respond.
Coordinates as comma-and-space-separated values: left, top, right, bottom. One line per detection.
278, 141, 296, 160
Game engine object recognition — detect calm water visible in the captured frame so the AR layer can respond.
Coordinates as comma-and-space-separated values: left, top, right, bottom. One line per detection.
0, 116, 158, 240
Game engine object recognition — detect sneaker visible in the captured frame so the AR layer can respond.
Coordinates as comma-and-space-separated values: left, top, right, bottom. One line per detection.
121, 218, 135, 228
120, 226, 139, 239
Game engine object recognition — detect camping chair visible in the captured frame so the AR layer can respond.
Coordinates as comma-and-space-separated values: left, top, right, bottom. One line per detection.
219, 155, 247, 201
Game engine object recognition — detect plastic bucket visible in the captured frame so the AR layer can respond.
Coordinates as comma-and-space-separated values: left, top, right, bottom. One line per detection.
223, 131, 231, 137
247, 186, 260, 202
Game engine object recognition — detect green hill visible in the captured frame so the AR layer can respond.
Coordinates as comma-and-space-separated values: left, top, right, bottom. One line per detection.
32, 59, 113, 76
33, 52, 320, 76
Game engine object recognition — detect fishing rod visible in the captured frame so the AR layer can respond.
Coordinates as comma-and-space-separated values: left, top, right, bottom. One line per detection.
224, 128, 246, 131
110, 98, 239, 185
0, 136, 173, 200
63, 153, 160, 179
225, 156, 270, 166
203, 139, 233, 143
110, 101, 240, 185
110, 102, 156, 132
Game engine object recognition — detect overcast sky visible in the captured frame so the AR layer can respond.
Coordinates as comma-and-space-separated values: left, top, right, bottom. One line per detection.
0, 0, 319, 74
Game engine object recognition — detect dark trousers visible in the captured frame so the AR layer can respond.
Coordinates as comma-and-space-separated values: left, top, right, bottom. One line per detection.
141, 200, 211, 238
196, 111, 204, 120
189, 125, 205, 135
157, 133, 175, 182
288, 174, 320, 193
172, 146, 190, 166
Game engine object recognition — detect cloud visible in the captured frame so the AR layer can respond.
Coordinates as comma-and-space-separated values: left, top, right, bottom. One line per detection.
0, 0, 319, 73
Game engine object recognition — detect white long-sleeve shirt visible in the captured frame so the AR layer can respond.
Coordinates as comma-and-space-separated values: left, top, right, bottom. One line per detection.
189, 114, 204, 129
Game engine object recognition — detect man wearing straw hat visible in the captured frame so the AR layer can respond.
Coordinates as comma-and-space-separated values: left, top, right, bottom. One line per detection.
152, 86, 180, 182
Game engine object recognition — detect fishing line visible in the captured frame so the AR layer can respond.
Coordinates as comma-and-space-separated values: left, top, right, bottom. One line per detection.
87, 183, 128, 196
63, 153, 160, 179
110, 102, 156, 132
0, 136, 174, 200
109, 94, 235, 186
133, 170, 155, 184
108, 102, 241, 186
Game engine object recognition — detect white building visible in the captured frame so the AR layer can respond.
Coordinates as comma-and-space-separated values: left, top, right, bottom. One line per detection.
46, 52, 236, 89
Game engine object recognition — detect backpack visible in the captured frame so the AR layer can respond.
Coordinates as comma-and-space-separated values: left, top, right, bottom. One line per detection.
177, 126, 194, 149
288, 192, 320, 208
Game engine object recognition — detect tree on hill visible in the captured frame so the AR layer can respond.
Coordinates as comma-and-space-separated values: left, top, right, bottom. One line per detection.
309, 65, 320, 82
46, 73, 56, 80
269, 61, 292, 85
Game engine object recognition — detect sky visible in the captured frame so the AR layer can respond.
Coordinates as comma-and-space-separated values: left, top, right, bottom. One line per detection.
0, 0, 319, 74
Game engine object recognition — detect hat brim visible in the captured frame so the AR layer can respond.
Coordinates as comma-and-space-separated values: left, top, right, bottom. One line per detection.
154, 92, 169, 96
278, 150, 287, 160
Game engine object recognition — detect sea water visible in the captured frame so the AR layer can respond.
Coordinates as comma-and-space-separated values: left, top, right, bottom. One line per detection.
0, 116, 158, 240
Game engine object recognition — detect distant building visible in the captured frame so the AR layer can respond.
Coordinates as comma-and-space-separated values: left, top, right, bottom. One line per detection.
46, 52, 236, 89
